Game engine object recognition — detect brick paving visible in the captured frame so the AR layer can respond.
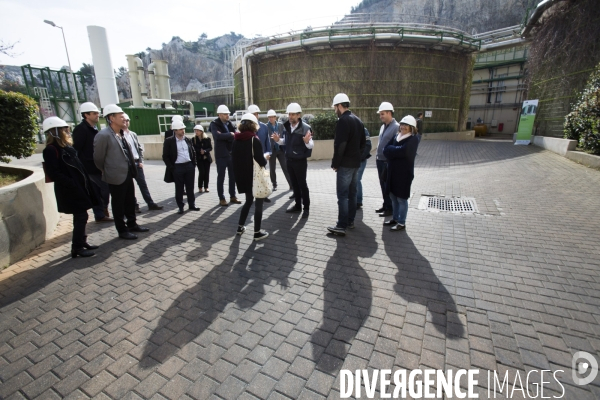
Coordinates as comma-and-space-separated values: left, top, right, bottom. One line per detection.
1, 139, 600, 399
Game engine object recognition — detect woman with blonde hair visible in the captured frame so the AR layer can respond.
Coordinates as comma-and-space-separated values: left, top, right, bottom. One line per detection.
191, 124, 212, 192
42, 117, 99, 257
383, 115, 420, 231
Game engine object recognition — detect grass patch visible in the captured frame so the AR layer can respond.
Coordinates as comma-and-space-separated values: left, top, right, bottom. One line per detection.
0, 171, 27, 188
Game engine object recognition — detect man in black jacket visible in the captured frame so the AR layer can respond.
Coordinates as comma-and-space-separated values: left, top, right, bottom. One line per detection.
327, 94, 365, 236
209, 105, 241, 206
72, 102, 113, 223
162, 120, 199, 214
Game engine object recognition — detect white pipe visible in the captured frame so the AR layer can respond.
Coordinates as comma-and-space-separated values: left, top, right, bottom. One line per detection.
133, 56, 173, 107
241, 32, 480, 108
125, 55, 143, 107
521, 0, 565, 37
87, 26, 119, 107
479, 37, 527, 52
147, 62, 159, 107
154, 60, 172, 102
174, 100, 194, 120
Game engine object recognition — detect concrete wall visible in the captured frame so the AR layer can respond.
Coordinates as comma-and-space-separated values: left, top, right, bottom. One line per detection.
532, 135, 577, 156
0, 165, 59, 268
565, 151, 600, 169
422, 130, 475, 141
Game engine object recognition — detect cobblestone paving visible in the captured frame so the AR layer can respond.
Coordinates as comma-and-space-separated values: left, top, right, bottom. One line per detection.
1, 139, 600, 399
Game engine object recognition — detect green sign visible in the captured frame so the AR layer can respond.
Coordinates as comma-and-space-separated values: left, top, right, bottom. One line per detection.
515, 99, 538, 145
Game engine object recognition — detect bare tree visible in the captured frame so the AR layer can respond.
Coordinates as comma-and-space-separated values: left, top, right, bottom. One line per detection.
0, 40, 20, 58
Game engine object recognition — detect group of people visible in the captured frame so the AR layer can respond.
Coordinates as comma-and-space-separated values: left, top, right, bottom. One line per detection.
42, 94, 421, 254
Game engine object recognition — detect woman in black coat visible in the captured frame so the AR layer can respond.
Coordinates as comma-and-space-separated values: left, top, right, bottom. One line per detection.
192, 125, 213, 192
42, 117, 99, 257
232, 114, 269, 241
382, 115, 420, 231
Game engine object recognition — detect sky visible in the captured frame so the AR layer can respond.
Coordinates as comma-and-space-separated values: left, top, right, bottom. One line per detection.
0, 0, 360, 71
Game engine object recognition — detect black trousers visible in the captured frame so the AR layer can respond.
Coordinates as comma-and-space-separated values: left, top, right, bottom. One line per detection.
174, 161, 196, 209
109, 171, 137, 233
196, 158, 211, 189
72, 212, 89, 249
238, 192, 264, 232
287, 157, 310, 210
269, 149, 291, 188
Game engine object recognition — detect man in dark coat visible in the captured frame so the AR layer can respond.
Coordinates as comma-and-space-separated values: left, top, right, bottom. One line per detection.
327, 93, 366, 236
162, 120, 199, 214
210, 105, 241, 206
72, 102, 113, 222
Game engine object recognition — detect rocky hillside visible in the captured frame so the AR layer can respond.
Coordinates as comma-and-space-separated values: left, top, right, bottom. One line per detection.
348, 0, 537, 33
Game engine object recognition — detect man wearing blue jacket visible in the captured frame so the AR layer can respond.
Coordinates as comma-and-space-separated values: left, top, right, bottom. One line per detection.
210, 105, 241, 206
375, 102, 399, 217
327, 93, 366, 236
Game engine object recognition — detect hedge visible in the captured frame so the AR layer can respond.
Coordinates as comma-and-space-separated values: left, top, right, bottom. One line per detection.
0, 90, 39, 163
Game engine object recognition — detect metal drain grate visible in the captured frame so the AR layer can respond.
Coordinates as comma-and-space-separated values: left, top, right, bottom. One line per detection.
419, 196, 478, 213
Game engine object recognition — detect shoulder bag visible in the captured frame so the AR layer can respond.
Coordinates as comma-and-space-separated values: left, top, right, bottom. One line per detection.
251, 137, 273, 198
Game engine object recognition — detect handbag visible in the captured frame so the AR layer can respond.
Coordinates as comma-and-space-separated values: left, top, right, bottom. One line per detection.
251, 137, 273, 198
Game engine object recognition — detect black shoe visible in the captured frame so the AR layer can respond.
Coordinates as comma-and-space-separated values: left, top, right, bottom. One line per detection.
177, 208, 184, 214
189, 206, 200, 211
71, 248, 95, 258
348, 222, 355, 229
272, 186, 278, 191
327, 226, 346, 236
286, 206, 302, 213
83, 243, 99, 250
383, 219, 397, 226
357, 203, 363, 209
237, 225, 246, 235
264, 198, 271, 203
378, 209, 393, 217
254, 230, 269, 241
390, 223, 406, 231
129, 225, 149, 233
302, 209, 309, 219
135, 206, 142, 214
289, 194, 295, 200
148, 204, 164, 210
375, 207, 386, 213
119, 232, 138, 240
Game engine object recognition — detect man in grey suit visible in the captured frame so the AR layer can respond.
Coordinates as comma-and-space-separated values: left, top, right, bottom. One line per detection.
93, 104, 149, 240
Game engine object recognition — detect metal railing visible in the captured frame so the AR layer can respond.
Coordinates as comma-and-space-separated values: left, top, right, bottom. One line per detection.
197, 79, 234, 93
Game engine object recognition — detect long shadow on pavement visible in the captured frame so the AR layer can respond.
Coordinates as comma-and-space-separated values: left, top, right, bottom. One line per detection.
383, 229, 465, 337
310, 218, 378, 373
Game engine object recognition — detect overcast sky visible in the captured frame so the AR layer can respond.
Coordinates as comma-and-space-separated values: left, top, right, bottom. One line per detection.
0, 0, 360, 72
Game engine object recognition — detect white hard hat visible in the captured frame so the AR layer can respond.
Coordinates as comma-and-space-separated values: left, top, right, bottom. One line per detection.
240, 113, 258, 125
123, 113, 130, 121
102, 104, 124, 116
43, 116, 68, 133
286, 103, 302, 113
171, 115, 183, 121
247, 104, 260, 114
377, 102, 394, 113
79, 102, 99, 113
332, 93, 350, 107
400, 115, 417, 128
267, 109, 277, 117
171, 120, 186, 130
193, 125, 204, 131
217, 105, 230, 114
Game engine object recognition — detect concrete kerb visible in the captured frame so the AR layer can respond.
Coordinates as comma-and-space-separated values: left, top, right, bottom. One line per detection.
0, 165, 59, 268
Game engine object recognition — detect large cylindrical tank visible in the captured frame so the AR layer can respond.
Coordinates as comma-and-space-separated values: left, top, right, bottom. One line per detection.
87, 26, 119, 107
125, 55, 143, 107
154, 60, 172, 102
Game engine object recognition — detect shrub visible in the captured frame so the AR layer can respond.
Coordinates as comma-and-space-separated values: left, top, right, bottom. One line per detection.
310, 112, 337, 140
564, 62, 600, 154
0, 90, 38, 163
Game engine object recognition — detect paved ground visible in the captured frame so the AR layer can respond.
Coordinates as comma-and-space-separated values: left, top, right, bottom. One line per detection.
1, 139, 600, 399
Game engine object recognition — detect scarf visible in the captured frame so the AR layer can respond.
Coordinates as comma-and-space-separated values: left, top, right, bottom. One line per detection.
234, 130, 258, 141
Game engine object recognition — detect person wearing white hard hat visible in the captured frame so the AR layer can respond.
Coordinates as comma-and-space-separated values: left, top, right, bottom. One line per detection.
191, 124, 212, 192
122, 114, 163, 212
72, 102, 113, 223
271, 102, 313, 219
375, 102, 399, 217
327, 93, 366, 236
42, 117, 100, 257
248, 105, 272, 203
266, 109, 291, 191
165, 115, 184, 139
162, 120, 199, 214
231, 113, 270, 241
209, 104, 241, 206
94, 104, 149, 240
382, 115, 420, 231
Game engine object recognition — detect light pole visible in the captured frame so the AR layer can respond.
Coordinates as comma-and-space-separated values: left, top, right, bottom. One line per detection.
44, 19, 81, 122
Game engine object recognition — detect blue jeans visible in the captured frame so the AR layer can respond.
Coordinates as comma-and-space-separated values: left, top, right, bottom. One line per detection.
389, 192, 408, 225
336, 167, 359, 229
356, 159, 367, 204
376, 159, 392, 211
215, 157, 236, 200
